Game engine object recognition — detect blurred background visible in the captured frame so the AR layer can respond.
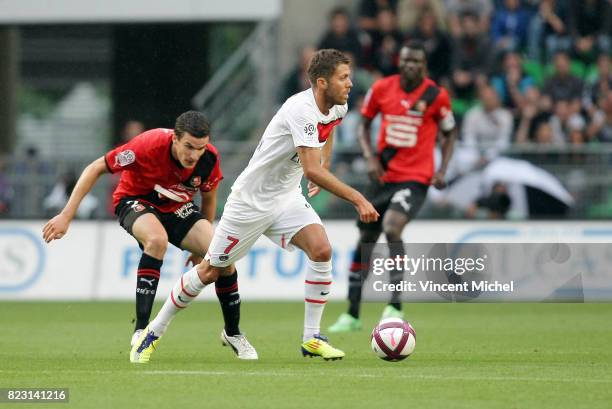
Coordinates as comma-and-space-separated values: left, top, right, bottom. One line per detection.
0, 0, 610, 222
1, 0, 611, 301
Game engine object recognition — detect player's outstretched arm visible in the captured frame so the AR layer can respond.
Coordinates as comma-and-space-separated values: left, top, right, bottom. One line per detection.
298, 146, 379, 223
42, 156, 108, 243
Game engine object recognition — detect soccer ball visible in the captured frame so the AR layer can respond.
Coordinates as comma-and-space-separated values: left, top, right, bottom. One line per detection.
370, 318, 416, 361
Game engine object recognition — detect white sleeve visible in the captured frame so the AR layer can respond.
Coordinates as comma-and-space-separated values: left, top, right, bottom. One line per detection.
285, 103, 324, 148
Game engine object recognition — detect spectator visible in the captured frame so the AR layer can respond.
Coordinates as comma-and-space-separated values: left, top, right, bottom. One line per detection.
462, 85, 514, 161
527, 0, 571, 62
121, 120, 145, 143
466, 182, 513, 219
491, 51, 536, 113
43, 171, 99, 219
397, 0, 447, 33
318, 7, 363, 65
569, 0, 611, 64
450, 11, 493, 100
586, 91, 612, 142
542, 51, 583, 106
490, 0, 532, 53
357, 0, 399, 32
583, 53, 611, 114
368, 8, 404, 76
406, 7, 452, 83
549, 99, 586, 144
279, 46, 316, 103
446, 0, 493, 38
515, 87, 561, 144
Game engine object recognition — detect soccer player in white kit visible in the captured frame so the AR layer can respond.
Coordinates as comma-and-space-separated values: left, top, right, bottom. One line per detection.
131, 49, 379, 363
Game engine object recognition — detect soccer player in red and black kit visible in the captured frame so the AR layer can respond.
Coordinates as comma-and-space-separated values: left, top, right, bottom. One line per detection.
43, 111, 257, 359
329, 41, 457, 332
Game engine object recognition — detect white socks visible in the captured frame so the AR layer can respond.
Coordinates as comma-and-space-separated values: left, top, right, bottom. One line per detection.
303, 259, 332, 342
149, 266, 206, 336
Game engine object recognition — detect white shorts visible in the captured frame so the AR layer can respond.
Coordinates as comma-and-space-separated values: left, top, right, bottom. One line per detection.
206, 193, 323, 267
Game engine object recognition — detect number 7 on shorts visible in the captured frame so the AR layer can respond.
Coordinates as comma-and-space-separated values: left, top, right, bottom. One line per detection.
224, 236, 240, 254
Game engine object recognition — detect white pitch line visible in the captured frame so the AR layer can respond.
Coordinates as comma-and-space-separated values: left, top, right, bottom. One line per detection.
140, 371, 612, 384
3, 369, 610, 384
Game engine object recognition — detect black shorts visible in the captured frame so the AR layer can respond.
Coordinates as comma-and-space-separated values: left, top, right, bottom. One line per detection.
357, 181, 429, 231
115, 199, 205, 249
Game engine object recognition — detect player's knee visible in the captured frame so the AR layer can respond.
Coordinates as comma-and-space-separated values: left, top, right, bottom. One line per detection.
143, 234, 168, 257
383, 223, 403, 242
309, 243, 332, 262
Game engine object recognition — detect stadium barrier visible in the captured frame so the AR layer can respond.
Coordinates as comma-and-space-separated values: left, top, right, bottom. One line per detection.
1, 220, 611, 301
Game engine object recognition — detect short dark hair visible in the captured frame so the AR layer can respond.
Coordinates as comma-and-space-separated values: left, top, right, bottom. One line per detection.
330, 7, 349, 20
403, 39, 426, 55
174, 110, 210, 139
307, 49, 351, 85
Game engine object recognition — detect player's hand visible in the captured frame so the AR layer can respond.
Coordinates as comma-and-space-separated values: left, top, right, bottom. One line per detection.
355, 198, 379, 223
431, 171, 447, 190
42, 213, 71, 243
185, 253, 203, 267
307, 180, 321, 197
367, 157, 385, 185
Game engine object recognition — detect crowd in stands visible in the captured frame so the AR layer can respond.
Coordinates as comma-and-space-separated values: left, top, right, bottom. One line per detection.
282, 0, 612, 149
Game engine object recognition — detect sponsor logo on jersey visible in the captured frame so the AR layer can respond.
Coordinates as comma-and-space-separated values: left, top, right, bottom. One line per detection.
115, 150, 136, 167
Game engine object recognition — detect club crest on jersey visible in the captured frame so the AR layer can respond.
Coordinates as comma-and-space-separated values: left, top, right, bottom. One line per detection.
407, 101, 426, 117
415, 100, 427, 113
190, 176, 202, 187
115, 150, 135, 167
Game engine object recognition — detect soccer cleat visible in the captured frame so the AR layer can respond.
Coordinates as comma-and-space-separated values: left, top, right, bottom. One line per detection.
328, 313, 363, 333
130, 329, 144, 348
221, 330, 259, 360
129, 326, 160, 364
381, 305, 404, 320
301, 334, 345, 360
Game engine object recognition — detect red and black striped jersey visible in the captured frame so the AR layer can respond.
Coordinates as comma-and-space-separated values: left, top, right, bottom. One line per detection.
105, 128, 222, 213
362, 75, 455, 185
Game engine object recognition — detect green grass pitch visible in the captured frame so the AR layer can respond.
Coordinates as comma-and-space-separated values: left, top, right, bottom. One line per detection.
1, 302, 611, 408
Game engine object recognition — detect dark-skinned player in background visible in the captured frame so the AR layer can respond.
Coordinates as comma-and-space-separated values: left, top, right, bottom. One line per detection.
329, 41, 457, 333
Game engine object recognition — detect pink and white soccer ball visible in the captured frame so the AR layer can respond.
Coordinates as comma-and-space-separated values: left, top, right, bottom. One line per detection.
370, 318, 416, 361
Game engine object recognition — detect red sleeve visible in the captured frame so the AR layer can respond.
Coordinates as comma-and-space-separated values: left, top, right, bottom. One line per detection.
201, 145, 223, 192
360, 81, 381, 119
104, 132, 150, 173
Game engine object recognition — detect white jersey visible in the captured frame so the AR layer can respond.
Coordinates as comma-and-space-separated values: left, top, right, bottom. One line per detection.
230, 88, 348, 212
